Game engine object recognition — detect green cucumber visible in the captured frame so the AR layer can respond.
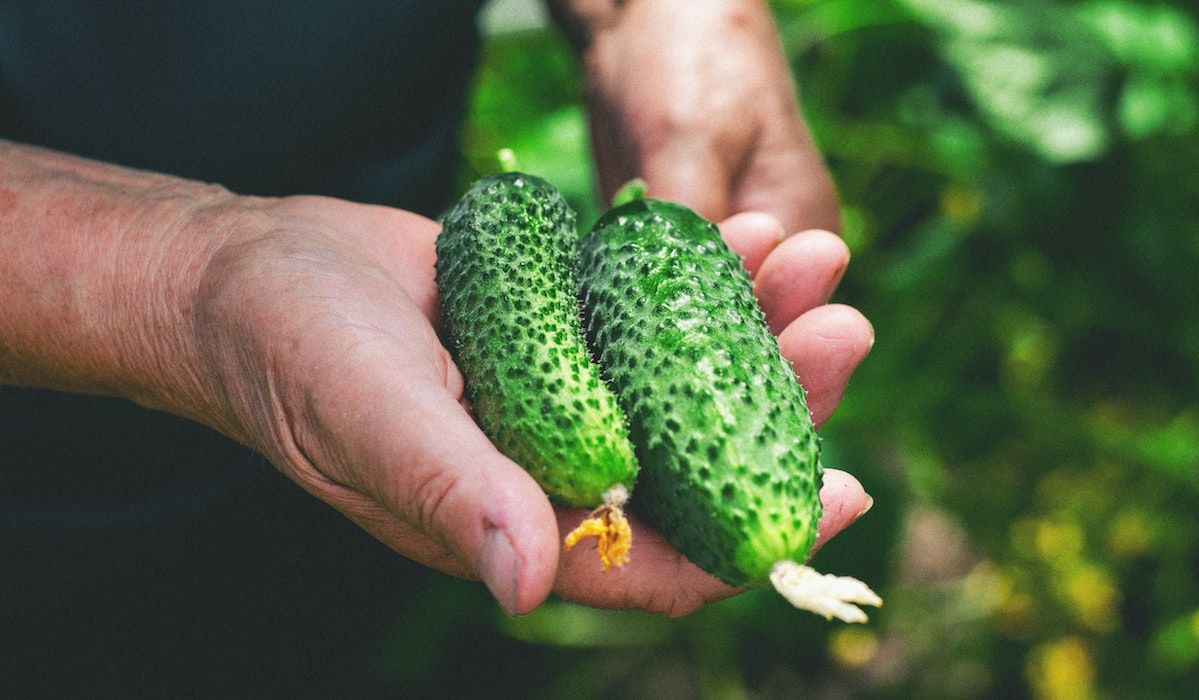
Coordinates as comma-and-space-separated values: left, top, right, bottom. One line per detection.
580, 197, 881, 620
435, 172, 637, 568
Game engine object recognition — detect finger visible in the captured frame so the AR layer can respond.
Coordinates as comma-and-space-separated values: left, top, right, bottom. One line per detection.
552, 507, 740, 617
777, 304, 874, 427
717, 212, 785, 277
321, 366, 561, 615
810, 468, 871, 555
387, 387, 561, 615
640, 139, 731, 224
754, 229, 850, 334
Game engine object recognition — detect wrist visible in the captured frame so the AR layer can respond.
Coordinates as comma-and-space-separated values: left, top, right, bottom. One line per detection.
114, 187, 265, 425
0, 141, 261, 425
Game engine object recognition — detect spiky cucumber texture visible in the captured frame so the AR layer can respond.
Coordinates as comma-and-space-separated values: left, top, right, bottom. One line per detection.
435, 172, 637, 508
579, 198, 822, 586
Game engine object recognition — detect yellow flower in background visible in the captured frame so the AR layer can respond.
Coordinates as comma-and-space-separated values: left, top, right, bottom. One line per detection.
1027, 637, 1096, 700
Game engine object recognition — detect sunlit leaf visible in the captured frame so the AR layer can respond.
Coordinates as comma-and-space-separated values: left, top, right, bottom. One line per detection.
1150, 610, 1199, 671
1077, 0, 1199, 73
1118, 74, 1199, 137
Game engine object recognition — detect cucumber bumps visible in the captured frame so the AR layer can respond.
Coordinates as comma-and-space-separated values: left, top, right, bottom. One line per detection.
436, 172, 637, 569
580, 197, 882, 621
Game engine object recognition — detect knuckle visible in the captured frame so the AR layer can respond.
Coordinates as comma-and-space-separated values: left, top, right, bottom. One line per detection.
661, 593, 704, 618
439, 348, 466, 399
406, 465, 462, 537
643, 555, 710, 617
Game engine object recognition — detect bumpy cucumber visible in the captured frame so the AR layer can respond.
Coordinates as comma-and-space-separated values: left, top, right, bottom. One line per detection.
435, 172, 637, 568
580, 197, 881, 620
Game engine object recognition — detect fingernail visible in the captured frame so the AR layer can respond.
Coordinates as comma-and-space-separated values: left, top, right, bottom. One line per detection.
855, 495, 875, 521
477, 528, 520, 615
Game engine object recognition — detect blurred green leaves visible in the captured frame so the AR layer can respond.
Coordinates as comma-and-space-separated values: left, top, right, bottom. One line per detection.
1081, 1, 1198, 72
501, 602, 673, 649
781, 0, 1199, 166
458, 29, 600, 225
904, 0, 1113, 162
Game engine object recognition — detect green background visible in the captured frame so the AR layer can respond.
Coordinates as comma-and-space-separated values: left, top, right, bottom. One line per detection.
391, 1, 1199, 697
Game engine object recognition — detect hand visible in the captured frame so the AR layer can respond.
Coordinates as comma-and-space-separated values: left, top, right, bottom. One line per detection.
581, 0, 839, 235
186, 195, 870, 617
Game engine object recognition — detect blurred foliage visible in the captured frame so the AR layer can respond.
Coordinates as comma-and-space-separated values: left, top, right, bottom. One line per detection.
420, 0, 1199, 697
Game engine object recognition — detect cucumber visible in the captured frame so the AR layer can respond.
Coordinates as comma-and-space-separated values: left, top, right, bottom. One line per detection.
579, 197, 881, 620
435, 172, 637, 568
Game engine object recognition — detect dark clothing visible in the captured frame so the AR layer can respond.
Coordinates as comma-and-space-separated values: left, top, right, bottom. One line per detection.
0, 0, 480, 209
1, 1, 482, 693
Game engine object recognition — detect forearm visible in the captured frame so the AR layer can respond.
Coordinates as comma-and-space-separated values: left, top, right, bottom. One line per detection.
0, 140, 237, 419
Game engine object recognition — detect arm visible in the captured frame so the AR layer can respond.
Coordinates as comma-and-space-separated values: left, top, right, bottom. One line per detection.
0, 141, 230, 419
548, 0, 840, 235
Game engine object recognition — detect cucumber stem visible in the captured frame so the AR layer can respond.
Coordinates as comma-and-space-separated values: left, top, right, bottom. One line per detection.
497, 148, 521, 173
564, 485, 632, 570
612, 178, 648, 208
769, 561, 882, 623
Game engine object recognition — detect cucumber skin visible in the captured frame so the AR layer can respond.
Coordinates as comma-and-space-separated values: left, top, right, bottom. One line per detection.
579, 199, 822, 586
435, 173, 637, 507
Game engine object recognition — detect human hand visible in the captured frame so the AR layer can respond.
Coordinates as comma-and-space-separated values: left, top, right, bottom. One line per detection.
183, 195, 869, 617
579, 0, 839, 235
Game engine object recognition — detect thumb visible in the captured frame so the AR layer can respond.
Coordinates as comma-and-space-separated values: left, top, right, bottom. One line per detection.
339, 376, 561, 615
810, 468, 872, 555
